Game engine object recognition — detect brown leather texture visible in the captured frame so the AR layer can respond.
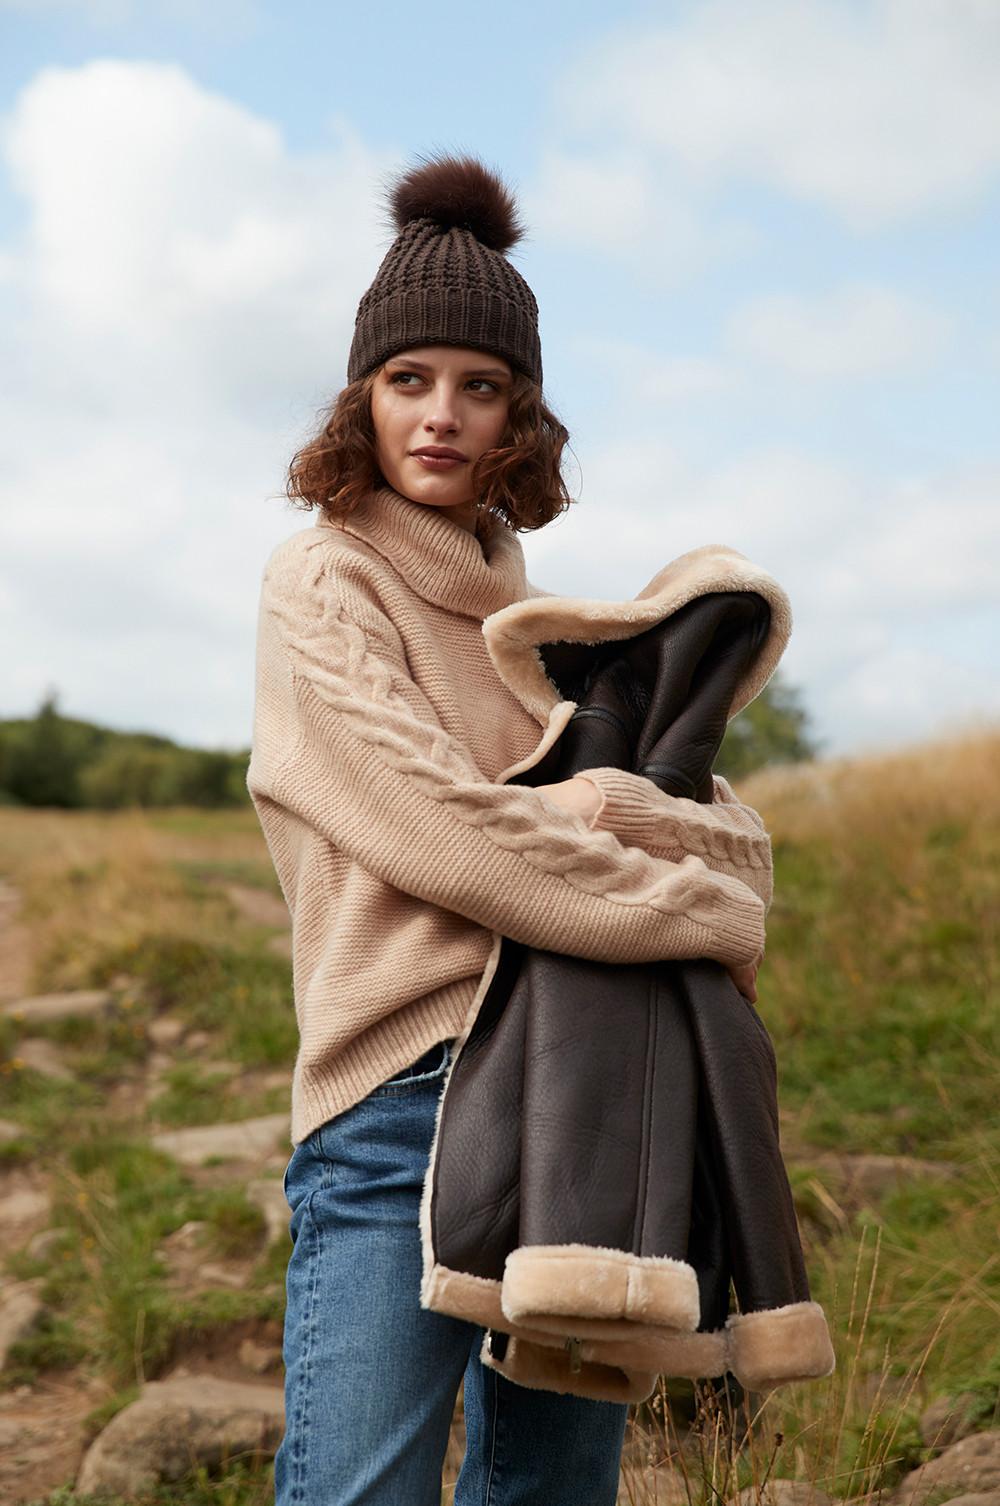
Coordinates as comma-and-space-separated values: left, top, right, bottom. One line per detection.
429, 591, 812, 1364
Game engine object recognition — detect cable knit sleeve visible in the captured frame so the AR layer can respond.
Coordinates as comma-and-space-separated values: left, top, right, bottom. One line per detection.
247, 541, 766, 968
575, 766, 774, 912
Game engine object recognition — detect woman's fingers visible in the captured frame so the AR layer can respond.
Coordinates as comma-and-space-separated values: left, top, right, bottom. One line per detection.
726, 958, 759, 1003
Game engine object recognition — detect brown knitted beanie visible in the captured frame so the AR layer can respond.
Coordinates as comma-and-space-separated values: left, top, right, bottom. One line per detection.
347, 153, 542, 386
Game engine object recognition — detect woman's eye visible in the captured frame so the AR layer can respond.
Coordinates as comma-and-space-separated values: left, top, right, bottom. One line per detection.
389, 372, 421, 386
468, 379, 499, 393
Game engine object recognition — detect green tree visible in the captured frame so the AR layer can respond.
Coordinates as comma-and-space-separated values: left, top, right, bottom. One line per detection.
3, 690, 87, 808
717, 673, 820, 781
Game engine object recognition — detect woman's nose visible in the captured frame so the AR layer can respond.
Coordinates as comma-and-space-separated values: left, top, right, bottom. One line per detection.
423, 384, 460, 434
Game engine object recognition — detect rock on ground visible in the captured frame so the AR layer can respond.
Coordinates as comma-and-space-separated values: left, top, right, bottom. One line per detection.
151, 1114, 290, 1167
0, 1279, 44, 1369
803, 1152, 962, 1203
148, 1016, 186, 1049
13, 1037, 72, 1080
75, 1375, 284, 1495
921, 1393, 984, 1449
0, 1166, 53, 1254
247, 1178, 290, 1244
1, 989, 115, 1025
894, 1431, 1000, 1506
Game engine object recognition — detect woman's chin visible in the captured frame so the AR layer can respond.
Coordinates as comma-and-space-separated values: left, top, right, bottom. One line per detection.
391, 467, 473, 511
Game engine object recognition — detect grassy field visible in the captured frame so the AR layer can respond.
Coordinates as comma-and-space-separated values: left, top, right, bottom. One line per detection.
0, 727, 997, 1503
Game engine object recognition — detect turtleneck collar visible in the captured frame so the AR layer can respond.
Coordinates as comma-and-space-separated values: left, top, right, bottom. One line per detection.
321, 484, 530, 619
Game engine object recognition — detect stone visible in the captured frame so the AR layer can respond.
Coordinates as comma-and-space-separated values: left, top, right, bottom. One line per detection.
198, 1263, 247, 1289
0, 1187, 51, 1229
75, 1375, 284, 1494
805, 1153, 962, 1203
894, 1431, 1000, 1506
148, 1017, 186, 1049
2, 990, 114, 1026
0, 1120, 25, 1145
932, 1495, 1000, 1506
14, 1038, 72, 1080
161, 1220, 209, 1251
921, 1394, 983, 1449
247, 1178, 290, 1244
0, 1279, 44, 1369
152, 1115, 290, 1167
239, 1337, 282, 1374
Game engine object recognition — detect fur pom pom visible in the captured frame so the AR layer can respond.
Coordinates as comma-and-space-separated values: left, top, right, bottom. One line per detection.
389, 153, 525, 252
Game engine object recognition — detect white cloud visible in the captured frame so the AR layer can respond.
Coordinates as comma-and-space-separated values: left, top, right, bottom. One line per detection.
520, 442, 1000, 758
526, 147, 762, 287
568, 336, 734, 403
2, 61, 385, 399
0, 60, 394, 743
726, 283, 954, 378
823, 647, 1000, 756
543, 0, 1000, 244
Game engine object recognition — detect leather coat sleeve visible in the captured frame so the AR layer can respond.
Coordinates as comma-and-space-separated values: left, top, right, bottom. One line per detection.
576, 765, 774, 912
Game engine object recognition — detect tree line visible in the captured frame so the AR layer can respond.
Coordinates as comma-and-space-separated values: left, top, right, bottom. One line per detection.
0, 682, 818, 810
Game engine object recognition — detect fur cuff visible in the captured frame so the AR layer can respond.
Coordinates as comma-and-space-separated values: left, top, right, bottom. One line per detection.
501, 1243, 701, 1333
725, 1302, 836, 1390
580, 1325, 729, 1380
478, 1330, 659, 1404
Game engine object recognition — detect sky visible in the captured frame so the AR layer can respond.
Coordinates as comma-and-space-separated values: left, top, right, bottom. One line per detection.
1, 0, 998, 761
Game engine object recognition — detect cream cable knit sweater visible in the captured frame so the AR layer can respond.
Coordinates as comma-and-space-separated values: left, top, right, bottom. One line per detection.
247, 486, 771, 1144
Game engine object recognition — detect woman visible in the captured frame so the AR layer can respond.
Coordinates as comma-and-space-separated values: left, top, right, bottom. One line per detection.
248, 153, 765, 1506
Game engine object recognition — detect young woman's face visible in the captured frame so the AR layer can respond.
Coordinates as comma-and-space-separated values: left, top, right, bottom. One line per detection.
370, 344, 513, 529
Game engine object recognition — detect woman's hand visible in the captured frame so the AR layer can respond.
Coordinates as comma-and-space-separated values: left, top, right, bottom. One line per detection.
537, 775, 603, 825
726, 950, 763, 1003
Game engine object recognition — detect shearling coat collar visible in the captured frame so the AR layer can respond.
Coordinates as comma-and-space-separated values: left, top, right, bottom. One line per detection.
484, 540, 794, 724
482, 540, 794, 792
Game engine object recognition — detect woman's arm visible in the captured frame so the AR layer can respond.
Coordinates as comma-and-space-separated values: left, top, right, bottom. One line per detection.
248, 536, 766, 970
546, 775, 766, 1000
558, 769, 773, 910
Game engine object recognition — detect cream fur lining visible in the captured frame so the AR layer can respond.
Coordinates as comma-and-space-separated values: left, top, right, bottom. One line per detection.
482, 543, 794, 726
502, 1244, 700, 1333
725, 1301, 836, 1390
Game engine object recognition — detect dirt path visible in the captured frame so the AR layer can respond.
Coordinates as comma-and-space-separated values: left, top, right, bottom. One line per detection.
0, 879, 32, 1005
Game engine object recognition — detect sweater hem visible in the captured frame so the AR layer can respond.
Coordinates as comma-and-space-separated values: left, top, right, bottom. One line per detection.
290, 976, 477, 1145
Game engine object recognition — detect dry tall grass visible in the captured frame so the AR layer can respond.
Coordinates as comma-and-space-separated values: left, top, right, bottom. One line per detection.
1, 726, 997, 1505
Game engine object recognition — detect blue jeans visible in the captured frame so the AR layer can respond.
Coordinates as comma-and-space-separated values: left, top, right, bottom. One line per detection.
275, 1037, 629, 1505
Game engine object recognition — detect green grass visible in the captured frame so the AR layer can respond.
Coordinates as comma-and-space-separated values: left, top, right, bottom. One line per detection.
85, 934, 297, 1068
148, 1063, 288, 1128
2, 733, 998, 1504
765, 834, 998, 1158
24, 1460, 276, 1506
2, 1129, 283, 1392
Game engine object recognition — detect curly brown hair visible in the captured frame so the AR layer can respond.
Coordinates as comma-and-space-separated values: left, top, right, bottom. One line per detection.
286, 366, 574, 535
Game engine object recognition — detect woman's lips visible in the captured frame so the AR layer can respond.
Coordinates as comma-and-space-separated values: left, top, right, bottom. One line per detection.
412, 453, 465, 471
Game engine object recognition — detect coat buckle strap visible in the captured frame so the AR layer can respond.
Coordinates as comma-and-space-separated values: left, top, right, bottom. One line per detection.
486, 1327, 509, 1361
